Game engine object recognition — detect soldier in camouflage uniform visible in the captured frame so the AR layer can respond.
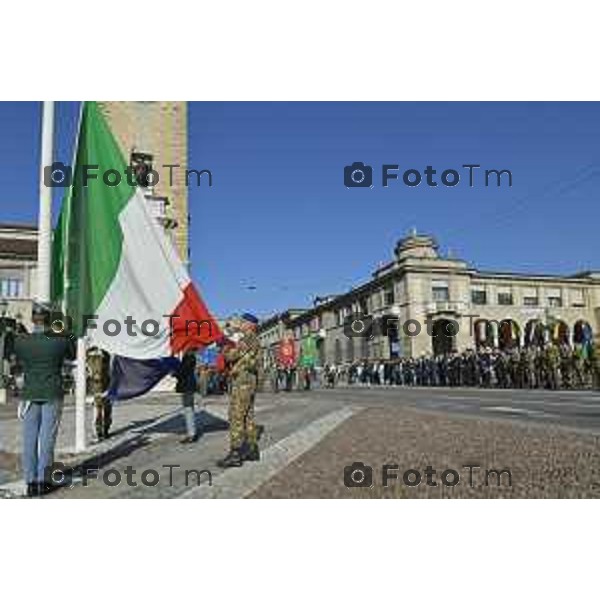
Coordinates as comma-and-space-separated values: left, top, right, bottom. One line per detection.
571, 344, 585, 389
218, 312, 261, 468
88, 347, 111, 440
494, 348, 508, 388
534, 346, 546, 389
525, 346, 537, 389
544, 343, 560, 390
559, 343, 572, 389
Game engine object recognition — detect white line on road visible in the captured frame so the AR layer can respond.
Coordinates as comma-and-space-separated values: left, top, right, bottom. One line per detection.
179, 405, 362, 499
485, 406, 548, 417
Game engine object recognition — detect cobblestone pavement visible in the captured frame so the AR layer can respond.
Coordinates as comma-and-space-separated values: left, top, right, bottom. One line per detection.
251, 404, 600, 498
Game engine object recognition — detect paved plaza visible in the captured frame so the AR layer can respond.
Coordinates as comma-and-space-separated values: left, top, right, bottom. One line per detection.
2, 385, 600, 498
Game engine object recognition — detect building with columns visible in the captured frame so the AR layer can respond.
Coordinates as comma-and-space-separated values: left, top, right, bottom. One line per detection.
0, 223, 38, 327
259, 232, 600, 365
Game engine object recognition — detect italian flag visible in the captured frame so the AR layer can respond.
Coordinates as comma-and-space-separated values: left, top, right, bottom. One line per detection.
52, 101, 222, 359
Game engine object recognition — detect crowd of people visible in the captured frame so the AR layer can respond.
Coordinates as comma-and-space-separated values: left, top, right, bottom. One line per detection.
330, 344, 599, 390
268, 343, 599, 392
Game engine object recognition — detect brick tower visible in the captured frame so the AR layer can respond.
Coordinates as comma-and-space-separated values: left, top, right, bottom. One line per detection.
98, 101, 189, 264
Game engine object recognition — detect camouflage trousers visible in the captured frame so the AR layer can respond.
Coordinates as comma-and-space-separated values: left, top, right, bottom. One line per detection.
94, 396, 112, 438
228, 381, 257, 450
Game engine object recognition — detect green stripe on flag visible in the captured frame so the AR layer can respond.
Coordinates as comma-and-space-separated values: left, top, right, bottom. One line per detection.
52, 101, 136, 336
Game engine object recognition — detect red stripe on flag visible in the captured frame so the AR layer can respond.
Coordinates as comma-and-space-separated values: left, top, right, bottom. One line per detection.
170, 283, 222, 354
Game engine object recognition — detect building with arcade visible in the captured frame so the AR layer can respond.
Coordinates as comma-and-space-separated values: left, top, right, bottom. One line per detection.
259, 232, 600, 365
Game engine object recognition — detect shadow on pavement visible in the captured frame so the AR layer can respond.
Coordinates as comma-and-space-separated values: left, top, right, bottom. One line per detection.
141, 409, 230, 435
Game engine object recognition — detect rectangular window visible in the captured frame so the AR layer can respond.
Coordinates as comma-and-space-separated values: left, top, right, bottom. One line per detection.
359, 297, 369, 314
471, 289, 487, 305
0, 278, 23, 298
371, 293, 381, 310
571, 288, 585, 307
497, 287, 513, 305
13, 279, 22, 297
522, 287, 538, 306
542, 287, 561, 308
432, 280, 450, 302
548, 297, 562, 308
384, 285, 395, 306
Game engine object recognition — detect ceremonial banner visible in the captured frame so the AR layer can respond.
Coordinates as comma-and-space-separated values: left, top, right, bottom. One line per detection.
300, 335, 317, 367
277, 338, 297, 367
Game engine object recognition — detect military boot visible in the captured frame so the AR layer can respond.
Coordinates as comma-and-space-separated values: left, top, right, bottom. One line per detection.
241, 442, 260, 462
217, 449, 243, 468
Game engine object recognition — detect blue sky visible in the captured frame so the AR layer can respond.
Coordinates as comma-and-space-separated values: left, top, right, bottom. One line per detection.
1, 102, 599, 318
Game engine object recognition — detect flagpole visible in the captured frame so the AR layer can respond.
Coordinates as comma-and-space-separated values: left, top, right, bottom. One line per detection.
37, 101, 54, 303
75, 337, 87, 452
72, 102, 87, 453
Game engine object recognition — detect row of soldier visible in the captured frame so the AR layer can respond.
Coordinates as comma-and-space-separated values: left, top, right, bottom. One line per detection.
328, 344, 598, 390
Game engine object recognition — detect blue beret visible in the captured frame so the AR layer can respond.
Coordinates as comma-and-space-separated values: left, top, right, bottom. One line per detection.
240, 312, 259, 325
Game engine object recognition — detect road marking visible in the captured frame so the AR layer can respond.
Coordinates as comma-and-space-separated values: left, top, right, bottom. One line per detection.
485, 406, 547, 417
180, 405, 361, 499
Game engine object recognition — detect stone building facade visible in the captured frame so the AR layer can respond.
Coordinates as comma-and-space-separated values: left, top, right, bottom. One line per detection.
259, 233, 600, 365
98, 101, 189, 263
0, 223, 38, 327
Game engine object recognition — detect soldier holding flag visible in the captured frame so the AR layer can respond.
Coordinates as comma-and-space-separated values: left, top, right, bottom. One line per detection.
218, 313, 262, 468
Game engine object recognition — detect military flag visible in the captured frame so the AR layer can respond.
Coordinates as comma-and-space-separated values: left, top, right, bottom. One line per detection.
52, 101, 221, 360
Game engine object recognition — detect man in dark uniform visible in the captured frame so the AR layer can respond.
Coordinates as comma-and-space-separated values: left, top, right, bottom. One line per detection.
176, 350, 198, 443
437, 354, 448, 387
479, 348, 492, 388
218, 313, 261, 468
448, 350, 460, 387
11, 303, 75, 497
